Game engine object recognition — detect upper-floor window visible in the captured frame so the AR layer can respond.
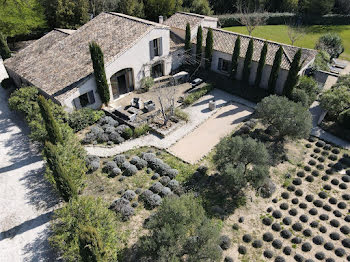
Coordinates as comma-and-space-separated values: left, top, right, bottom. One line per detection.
150, 38, 163, 59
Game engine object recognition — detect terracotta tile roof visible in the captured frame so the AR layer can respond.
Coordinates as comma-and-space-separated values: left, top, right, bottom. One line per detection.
195, 28, 318, 70
170, 32, 185, 51
5, 12, 168, 103
164, 12, 211, 30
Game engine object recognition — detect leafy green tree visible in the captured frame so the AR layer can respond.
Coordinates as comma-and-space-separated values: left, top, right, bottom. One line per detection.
205, 28, 213, 69
89, 41, 110, 105
50, 197, 122, 261
311, 50, 331, 71
144, 0, 181, 21
303, 0, 335, 15
256, 95, 312, 139
183, 0, 212, 15
243, 38, 254, 82
140, 193, 222, 261
290, 88, 309, 107
283, 49, 302, 97
315, 33, 344, 59
268, 46, 283, 93
117, 0, 145, 18
42, 0, 89, 29
0, 0, 46, 37
333, 0, 350, 15
214, 136, 270, 192
196, 26, 203, 64
320, 86, 350, 119
78, 225, 106, 262
185, 23, 191, 52
38, 95, 63, 145
231, 36, 241, 78
297, 76, 319, 104
334, 74, 350, 88
0, 32, 11, 59
255, 41, 267, 87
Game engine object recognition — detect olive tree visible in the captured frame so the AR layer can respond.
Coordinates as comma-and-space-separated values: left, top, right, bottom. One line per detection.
140, 193, 222, 261
213, 136, 270, 193
315, 33, 344, 59
256, 95, 312, 139
320, 86, 350, 119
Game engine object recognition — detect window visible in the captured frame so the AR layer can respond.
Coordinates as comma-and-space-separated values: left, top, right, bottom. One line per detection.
150, 38, 163, 59
218, 58, 231, 73
73, 90, 95, 109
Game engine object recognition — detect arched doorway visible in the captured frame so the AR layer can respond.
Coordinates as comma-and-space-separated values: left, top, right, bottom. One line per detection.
110, 68, 134, 99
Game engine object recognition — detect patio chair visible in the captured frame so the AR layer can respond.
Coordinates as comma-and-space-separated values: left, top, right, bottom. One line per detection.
131, 97, 142, 109
144, 100, 155, 112
332, 58, 347, 69
328, 65, 341, 75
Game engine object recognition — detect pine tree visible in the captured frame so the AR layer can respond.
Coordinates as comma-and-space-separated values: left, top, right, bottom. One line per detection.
243, 38, 254, 82
196, 26, 203, 64
255, 42, 268, 88
44, 141, 78, 202
185, 23, 192, 52
231, 36, 241, 78
268, 46, 283, 93
283, 49, 302, 97
205, 28, 214, 69
89, 42, 110, 105
38, 95, 63, 145
0, 32, 11, 60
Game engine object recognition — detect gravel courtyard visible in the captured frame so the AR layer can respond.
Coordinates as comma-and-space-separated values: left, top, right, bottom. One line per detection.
168, 102, 254, 164
0, 59, 58, 261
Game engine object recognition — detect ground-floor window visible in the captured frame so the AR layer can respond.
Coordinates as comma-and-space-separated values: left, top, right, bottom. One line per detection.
151, 62, 164, 78
110, 68, 134, 99
73, 90, 95, 109
218, 58, 231, 73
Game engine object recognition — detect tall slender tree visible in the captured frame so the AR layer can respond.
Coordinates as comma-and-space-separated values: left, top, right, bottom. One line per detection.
38, 95, 63, 145
185, 23, 192, 52
44, 141, 78, 202
89, 42, 110, 105
196, 26, 203, 64
255, 41, 268, 88
231, 36, 241, 78
205, 28, 214, 69
283, 49, 302, 97
268, 46, 283, 93
0, 32, 11, 60
243, 38, 254, 82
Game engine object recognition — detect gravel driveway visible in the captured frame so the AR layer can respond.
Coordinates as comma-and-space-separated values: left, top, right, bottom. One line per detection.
0, 59, 58, 261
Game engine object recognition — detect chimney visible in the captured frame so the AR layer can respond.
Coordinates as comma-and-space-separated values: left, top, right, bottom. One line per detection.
159, 16, 164, 24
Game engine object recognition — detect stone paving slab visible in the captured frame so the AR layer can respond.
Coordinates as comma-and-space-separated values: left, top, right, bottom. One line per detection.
168, 102, 254, 164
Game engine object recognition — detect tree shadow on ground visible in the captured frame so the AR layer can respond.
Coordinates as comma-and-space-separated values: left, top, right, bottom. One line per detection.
303, 25, 350, 34
19, 166, 60, 211
22, 223, 60, 262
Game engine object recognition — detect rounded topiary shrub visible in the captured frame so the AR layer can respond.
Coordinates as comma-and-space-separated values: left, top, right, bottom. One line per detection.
304, 165, 312, 172
123, 164, 138, 176
252, 239, 263, 248
219, 235, 231, 250
149, 182, 163, 194
159, 187, 172, 197
264, 249, 274, 258
272, 222, 281, 232
159, 176, 171, 186
283, 246, 291, 255
113, 155, 126, 166
242, 234, 252, 243
312, 235, 324, 245
238, 245, 247, 254
109, 167, 122, 178
272, 239, 282, 249
103, 161, 118, 174
324, 242, 335, 250
263, 232, 274, 242
122, 190, 136, 201
303, 229, 312, 237
130, 156, 147, 170
292, 222, 303, 231
280, 229, 292, 239
144, 194, 162, 209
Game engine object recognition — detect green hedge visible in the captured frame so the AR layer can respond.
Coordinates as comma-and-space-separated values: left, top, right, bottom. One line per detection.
218, 13, 350, 27
183, 84, 214, 106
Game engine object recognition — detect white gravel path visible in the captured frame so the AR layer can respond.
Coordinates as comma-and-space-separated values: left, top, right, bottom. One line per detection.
86, 88, 253, 158
0, 59, 59, 262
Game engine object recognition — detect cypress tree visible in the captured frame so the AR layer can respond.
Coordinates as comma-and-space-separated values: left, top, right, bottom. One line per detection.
89, 42, 110, 105
0, 32, 11, 60
185, 23, 191, 52
268, 46, 283, 94
243, 38, 254, 82
44, 141, 78, 202
196, 26, 203, 64
38, 95, 63, 145
78, 225, 105, 262
231, 36, 241, 78
205, 28, 214, 69
255, 42, 268, 88
283, 49, 302, 97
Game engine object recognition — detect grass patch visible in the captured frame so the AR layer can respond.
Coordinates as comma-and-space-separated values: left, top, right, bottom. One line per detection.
223, 25, 350, 61
183, 84, 213, 106
174, 108, 189, 122
133, 124, 150, 138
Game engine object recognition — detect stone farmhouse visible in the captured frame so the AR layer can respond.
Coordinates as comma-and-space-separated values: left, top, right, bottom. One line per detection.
4, 11, 317, 111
